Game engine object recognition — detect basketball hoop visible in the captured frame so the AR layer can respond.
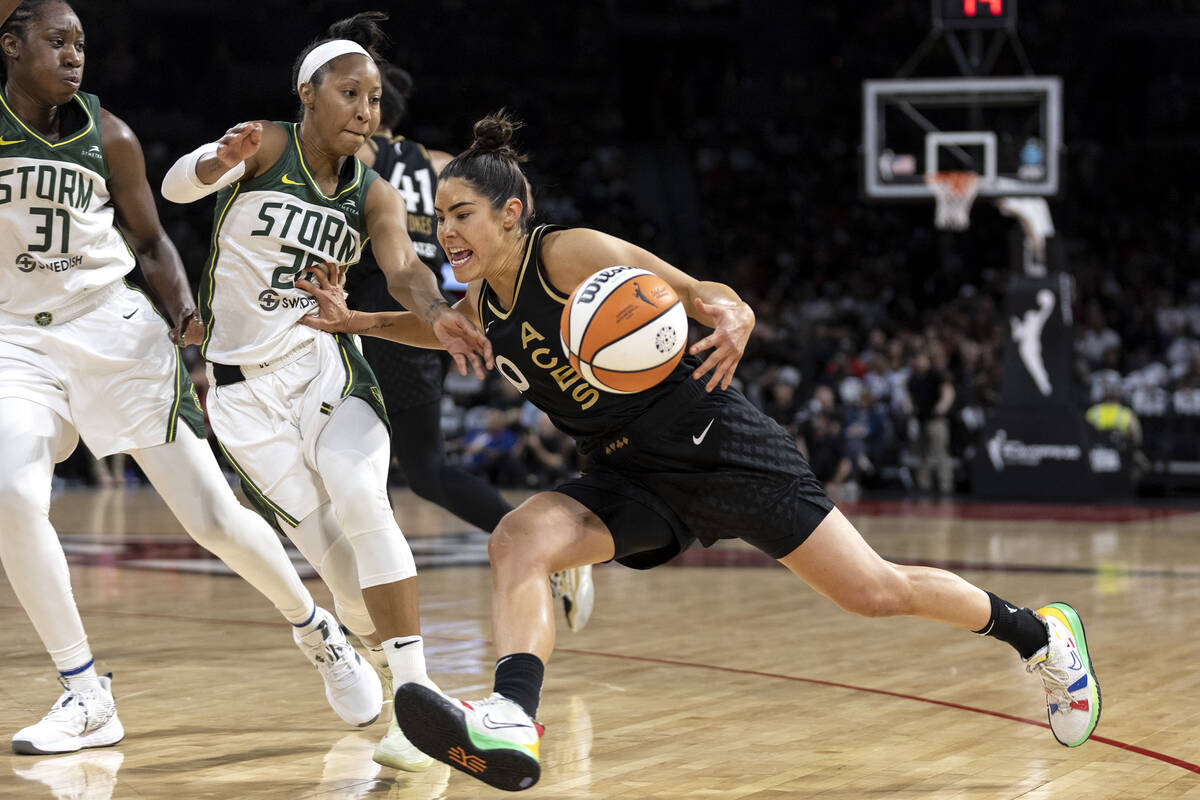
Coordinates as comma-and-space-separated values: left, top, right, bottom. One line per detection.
925, 171, 980, 231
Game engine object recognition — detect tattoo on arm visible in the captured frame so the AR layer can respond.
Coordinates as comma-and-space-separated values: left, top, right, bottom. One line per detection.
424, 298, 451, 323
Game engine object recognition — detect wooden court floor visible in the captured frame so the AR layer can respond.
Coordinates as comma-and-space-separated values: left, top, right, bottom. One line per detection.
3, 486, 1200, 799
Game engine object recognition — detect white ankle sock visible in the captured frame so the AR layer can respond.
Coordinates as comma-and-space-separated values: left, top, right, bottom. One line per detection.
285, 602, 319, 631
62, 663, 100, 693
381, 635, 436, 694
292, 605, 323, 637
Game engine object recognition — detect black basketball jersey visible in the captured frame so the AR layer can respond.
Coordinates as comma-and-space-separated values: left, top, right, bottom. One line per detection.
346, 134, 443, 313
478, 224, 699, 446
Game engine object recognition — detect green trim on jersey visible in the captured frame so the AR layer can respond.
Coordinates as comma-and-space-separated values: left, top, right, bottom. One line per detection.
290, 124, 368, 202
198, 183, 242, 357
335, 333, 390, 433
0, 90, 109, 180
216, 439, 300, 529
168, 346, 207, 442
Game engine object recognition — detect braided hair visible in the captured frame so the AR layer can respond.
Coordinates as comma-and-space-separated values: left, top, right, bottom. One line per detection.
0, 0, 63, 82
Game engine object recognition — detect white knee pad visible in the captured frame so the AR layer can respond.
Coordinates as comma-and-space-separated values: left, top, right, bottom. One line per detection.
315, 400, 418, 588
345, 526, 417, 588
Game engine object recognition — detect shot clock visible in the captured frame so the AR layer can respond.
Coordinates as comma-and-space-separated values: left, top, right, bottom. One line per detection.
934, 0, 1017, 30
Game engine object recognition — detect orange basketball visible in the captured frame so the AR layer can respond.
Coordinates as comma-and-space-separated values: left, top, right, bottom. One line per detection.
560, 266, 689, 394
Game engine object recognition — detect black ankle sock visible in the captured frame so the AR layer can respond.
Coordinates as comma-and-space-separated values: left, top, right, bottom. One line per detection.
493, 653, 544, 719
974, 591, 1050, 660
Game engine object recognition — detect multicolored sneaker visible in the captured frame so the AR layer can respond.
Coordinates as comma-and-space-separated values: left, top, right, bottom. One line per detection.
393, 683, 543, 792
1025, 603, 1101, 747
549, 565, 595, 632
12, 674, 124, 755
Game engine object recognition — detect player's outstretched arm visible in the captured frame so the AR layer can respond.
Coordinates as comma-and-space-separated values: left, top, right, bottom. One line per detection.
102, 109, 201, 346
365, 178, 493, 376
296, 267, 464, 352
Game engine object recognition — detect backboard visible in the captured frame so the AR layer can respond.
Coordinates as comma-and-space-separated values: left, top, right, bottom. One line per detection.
862, 76, 1062, 200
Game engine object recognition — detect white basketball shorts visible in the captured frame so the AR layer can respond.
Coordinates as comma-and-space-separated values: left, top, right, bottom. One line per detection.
204, 332, 387, 528
0, 281, 204, 460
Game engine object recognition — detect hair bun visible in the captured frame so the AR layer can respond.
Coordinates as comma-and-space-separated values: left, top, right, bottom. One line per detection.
470, 110, 524, 160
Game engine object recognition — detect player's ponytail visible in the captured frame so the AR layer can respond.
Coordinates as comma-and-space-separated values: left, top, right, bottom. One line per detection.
441, 110, 533, 233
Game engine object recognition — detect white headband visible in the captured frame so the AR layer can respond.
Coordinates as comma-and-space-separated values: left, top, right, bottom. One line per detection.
296, 40, 371, 91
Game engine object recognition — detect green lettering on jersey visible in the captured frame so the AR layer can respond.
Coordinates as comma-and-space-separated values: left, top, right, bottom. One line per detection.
251, 201, 283, 236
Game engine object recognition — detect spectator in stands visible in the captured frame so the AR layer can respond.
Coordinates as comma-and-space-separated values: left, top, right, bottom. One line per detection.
760, 365, 804, 434
841, 378, 895, 488
519, 411, 577, 489
906, 348, 957, 496
1177, 351, 1200, 390
1076, 302, 1122, 371
462, 409, 521, 487
798, 408, 853, 500
1086, 385, 1146, 482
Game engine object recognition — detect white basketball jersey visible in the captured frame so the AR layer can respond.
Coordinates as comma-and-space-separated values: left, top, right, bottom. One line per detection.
200, 123, 375, 366
0, 91, 134, 316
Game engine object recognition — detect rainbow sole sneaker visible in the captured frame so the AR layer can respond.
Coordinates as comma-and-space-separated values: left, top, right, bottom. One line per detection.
1025, 602, 1101, 747
394, 683, 543, 791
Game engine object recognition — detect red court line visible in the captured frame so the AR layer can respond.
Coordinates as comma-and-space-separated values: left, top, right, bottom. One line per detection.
6, 602, 1197, 775
839, 499, 1199, 523
554, 647, 1200, 777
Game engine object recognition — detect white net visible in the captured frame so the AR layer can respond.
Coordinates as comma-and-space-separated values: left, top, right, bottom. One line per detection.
925, 171, 981, 231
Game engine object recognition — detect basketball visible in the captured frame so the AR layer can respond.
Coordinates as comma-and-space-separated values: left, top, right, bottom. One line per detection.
559, 266, 689, 394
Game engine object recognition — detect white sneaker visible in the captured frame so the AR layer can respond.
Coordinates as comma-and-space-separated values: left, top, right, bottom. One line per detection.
373, 718, 434, 772
12, 675, 125, 755
294, 608, 383, 727
1025, 602, 1101, 747
12, 749, 124, 800
549, 565, 595, 632
394, 683, 543, 792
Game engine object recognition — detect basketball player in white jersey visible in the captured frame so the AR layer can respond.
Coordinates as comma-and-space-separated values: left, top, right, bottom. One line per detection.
160, 12, 490, 772
0, 0, 384, 755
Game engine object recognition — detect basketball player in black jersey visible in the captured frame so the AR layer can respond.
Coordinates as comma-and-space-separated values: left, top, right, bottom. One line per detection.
298, 111, 1101, 792
347, 66, 593, 632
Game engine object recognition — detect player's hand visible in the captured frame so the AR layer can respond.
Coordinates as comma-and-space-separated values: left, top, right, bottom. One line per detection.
295, 264, 356, 333
429, 304, 493, 379
215, 122, 262, 169
169, 310, 205, 347
688, 297, 754, 392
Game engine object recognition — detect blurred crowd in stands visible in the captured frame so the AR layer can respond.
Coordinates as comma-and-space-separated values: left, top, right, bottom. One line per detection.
55, 0, 1200, 497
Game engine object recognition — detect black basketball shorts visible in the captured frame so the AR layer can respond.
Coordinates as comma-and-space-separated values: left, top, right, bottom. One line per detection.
555, 377, 835, 569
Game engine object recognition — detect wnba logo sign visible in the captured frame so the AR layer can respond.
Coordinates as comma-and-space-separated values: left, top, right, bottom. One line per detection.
16, 253, 36, 272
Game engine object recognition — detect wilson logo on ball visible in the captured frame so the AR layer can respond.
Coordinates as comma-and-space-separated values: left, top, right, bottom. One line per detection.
560, 266, 688, 394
